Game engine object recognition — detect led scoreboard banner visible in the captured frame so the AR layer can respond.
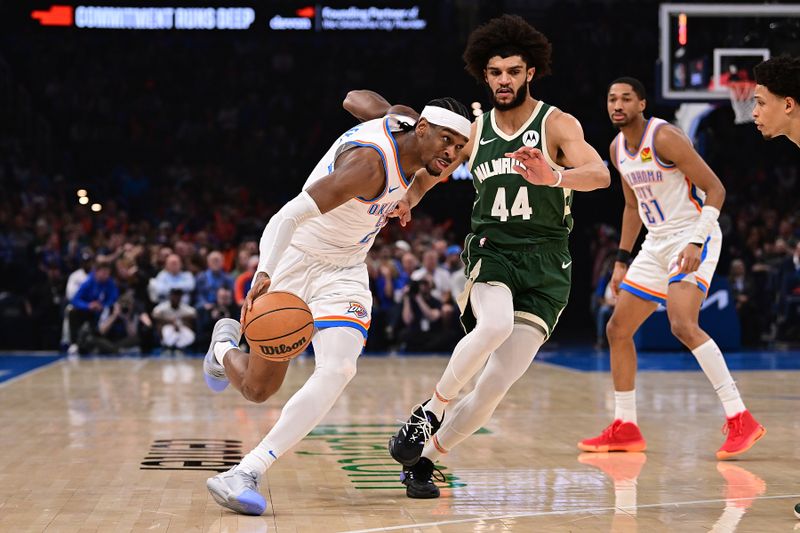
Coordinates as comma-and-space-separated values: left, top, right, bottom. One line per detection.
29, 3, 429, 31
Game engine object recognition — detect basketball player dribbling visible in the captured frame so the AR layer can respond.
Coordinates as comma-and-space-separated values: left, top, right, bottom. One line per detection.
201, 97, 472, 515
375, 15, 610, 498
752, 55, 800, 148
578, 77, 765, 458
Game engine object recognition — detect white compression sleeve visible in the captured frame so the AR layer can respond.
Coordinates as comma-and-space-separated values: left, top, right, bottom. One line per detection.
256, 191, 321, 276
688, 205, 720, 245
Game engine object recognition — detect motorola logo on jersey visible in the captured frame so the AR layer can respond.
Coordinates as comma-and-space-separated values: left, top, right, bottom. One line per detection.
522, 130, 540, 147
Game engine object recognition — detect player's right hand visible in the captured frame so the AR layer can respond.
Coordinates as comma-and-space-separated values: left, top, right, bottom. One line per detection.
388, 199, 412, 227
609, 262, 628, 297
241, 272, 271, 324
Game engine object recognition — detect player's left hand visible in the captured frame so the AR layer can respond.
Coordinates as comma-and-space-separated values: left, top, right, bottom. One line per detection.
676, 243, 703, 274
505, 147, 559, 186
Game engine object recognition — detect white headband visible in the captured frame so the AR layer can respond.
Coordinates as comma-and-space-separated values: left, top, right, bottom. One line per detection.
419, 105, 471, 139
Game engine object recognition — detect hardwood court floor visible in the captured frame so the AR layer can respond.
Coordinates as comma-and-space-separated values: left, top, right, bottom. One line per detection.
1, 353, 799, 532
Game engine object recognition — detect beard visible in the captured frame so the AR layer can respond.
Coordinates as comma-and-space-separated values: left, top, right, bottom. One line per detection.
488, 84, 528, 111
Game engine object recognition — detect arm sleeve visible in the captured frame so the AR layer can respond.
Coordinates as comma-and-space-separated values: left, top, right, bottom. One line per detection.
256, 191, 321, 277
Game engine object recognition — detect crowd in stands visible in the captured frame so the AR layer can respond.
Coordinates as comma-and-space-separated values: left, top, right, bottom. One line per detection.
2, 2, 799, 354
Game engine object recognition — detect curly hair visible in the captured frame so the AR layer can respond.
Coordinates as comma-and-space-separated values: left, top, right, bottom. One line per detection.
754, 55, 800, 102
463, 14, 552, 83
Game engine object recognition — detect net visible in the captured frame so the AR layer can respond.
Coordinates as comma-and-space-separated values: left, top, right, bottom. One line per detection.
728, 81, 756, 124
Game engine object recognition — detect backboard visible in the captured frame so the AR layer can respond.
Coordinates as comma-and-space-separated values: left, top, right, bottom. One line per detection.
659, 3, 800, 102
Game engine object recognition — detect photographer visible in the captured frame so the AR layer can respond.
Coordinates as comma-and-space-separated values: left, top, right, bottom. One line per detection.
400, 276, 458, 352
152, 288, 197, 353
80, 290, 154, 355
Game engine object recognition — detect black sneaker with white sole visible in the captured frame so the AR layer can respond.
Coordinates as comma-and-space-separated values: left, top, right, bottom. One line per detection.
388, 400, 443, 466
400, 457, 445, 499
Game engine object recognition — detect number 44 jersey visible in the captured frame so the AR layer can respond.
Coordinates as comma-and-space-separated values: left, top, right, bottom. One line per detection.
468, 101, 573, 247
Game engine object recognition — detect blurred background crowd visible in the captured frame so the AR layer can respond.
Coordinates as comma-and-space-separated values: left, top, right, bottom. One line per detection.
1, 0, 798, 354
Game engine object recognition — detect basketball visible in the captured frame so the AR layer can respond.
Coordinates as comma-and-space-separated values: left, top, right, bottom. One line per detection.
243, 291, 314, 362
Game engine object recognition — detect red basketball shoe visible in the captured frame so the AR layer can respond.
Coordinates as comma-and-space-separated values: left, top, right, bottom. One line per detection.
578, 419, 647, 452
716, 410, 766, 460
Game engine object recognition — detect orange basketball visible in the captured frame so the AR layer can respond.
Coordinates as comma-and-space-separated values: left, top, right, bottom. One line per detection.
243, 291, 313, 362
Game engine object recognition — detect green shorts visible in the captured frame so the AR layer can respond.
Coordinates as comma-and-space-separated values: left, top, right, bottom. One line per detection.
457, 234, 571, 338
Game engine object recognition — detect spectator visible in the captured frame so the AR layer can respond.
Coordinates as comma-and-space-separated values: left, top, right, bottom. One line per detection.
68, 260, 119, 355
197, 287, 238, 348
65, 250, 93, 301
82, 290, 154, 354
61, 249, 93, 348
394, 251, 418, 303
152, 288, 197, 353
234, 255, 259, 307
196, 251, 233, 304
777, 241, 800, 340
412, 249, 452, 302
148, 253, 195, 304
400, 276, 457, 352
729, 259, 759, 346
444, 244, 467, 299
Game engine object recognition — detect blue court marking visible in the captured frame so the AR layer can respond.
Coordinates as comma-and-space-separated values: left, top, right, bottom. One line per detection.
536, 348, 800, 372
0, 354, 64, 385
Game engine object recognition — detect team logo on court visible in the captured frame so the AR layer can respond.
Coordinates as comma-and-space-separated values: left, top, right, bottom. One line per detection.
347, 302, 368, 319
641, 147, 653, 162
522, 130, 540, 147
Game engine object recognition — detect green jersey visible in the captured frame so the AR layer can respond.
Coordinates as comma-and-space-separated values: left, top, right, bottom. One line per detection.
468, 101, 573, 247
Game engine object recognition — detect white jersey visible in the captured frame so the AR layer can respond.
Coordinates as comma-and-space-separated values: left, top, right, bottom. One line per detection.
615, 117, 706, 237
292, 117, 414, 266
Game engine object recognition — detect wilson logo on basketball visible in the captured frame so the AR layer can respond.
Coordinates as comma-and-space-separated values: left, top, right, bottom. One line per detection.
260, 336, 308, 356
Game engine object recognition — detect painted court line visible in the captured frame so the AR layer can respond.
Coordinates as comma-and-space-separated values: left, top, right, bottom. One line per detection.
341, 493, 800, 532
0, 357, 64, 388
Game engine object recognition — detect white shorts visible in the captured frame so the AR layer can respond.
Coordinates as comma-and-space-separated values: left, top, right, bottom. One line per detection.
269, 245, 371, 339
620, 224, 721, 305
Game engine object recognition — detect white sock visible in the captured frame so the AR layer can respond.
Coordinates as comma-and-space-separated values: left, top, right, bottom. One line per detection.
614, 390, 637, 424
424, 388, 449, 420
214, 340, 238, 366
235, 327, 362, 475
236, 440, 278, 474
691, 339, 746, 418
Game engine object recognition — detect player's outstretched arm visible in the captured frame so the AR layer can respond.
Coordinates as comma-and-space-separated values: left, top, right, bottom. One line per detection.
506, 112, 609, 191
343, 90, 419, 123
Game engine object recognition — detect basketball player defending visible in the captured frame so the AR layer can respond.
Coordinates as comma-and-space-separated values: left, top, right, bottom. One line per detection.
380, 15, 610, 498
752, 55, 800, 148
578, 77, 766, 458
201, 98, 471, 515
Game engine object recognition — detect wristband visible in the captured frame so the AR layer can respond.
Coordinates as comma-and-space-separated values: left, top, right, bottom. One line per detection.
615, 248, 632, 264
687, 205, 720, 245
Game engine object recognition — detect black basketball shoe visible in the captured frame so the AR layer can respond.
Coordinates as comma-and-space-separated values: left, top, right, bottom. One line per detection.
400, 457, 445, 499
388, 401, 443, 466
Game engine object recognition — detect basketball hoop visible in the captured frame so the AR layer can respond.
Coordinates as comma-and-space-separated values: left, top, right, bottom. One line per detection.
728, 81, 756, 124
